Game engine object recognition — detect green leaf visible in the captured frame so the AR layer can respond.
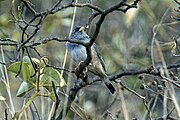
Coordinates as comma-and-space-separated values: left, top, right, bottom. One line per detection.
23, 56, 40, 66
49, 91, 56, 102
40, 67, 60, 85
40, 67, 66, 87
16, 82, 34, 97
7, 61, 37, 82
23, 56, 32, 63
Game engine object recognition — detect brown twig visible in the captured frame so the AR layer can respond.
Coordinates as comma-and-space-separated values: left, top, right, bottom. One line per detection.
154, 108, 178, 120
51, 81, 61, 120
21, 0, 36, 15
4, 108, 8, 120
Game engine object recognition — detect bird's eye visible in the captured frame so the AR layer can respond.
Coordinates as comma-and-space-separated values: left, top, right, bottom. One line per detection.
74, 27, 81, 32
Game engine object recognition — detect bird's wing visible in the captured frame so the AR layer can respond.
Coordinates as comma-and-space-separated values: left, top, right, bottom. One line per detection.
92, 44, 107, 72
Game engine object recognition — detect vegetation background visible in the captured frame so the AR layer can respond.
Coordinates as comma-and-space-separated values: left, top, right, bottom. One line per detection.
0, 0, 180, 120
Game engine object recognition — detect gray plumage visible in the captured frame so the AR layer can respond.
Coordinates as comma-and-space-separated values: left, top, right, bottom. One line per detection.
66, 26, 116, 94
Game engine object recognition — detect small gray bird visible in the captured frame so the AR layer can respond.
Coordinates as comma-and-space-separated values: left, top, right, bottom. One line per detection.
66, 26, 116, 94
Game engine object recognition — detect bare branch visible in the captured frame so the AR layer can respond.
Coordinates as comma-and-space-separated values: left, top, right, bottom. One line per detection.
21, 0, 37, 15
0, 38, 17, 46
51, 81, 61, 120
72, 3, 104, 13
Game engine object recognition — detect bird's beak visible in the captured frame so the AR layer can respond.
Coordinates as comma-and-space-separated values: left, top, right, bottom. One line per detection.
79, 27, 85, 32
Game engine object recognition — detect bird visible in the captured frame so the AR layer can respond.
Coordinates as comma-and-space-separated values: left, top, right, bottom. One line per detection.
66, 26, 116, 94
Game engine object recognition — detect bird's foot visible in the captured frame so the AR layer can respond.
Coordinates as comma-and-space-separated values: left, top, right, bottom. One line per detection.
82, 67, 88, 77
75, 61, 88, 78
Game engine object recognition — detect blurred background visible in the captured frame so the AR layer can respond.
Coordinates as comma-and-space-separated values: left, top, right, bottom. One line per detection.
0, 0, 180, 119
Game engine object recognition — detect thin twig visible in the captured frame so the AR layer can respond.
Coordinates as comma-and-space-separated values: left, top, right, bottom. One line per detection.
4, 108, 8, 120
51, 81, 61, 120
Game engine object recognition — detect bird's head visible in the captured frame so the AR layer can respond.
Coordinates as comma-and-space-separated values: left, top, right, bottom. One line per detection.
70, 26, 89, 41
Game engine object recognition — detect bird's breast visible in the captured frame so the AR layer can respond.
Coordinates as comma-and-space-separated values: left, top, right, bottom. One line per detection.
70, 44, 87, 65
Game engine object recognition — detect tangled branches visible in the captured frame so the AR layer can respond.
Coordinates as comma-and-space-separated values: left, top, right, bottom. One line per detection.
1, 0, 180, 120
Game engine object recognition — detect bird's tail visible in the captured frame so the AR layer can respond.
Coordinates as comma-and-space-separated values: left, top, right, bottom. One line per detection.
101, 75, 116, 94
